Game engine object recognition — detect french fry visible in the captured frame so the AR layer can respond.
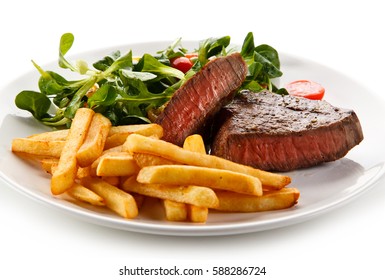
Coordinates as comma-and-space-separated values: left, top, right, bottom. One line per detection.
109, 123, 163, 138
183, 134, 209, 223
28, 123, 162, 149
123, 134, 291, 190
214, 188, 300, 212
102, 145, 123, 153
76, 113, 112, 167
51, 108, 95, 195
67, 183, 105, 206
11, 114, 299, 222
12, 138, 64, 158
104, 124, 163, 149
163, 200, 187, 221
183, 134, 206, 154
159, 135, 205, 222
133, 153, 178, 168
81, 176, 138, 219
121, 176, 219, 208
102, 176, 120, 186
187, 205, 209, 223
89, 146, 124, 177
28, 129, 68, 141
76, 166, 92, 179
96, 152, 140, 177
47, 159, 91, 179
40, 158, 59, 174
137, 165, 263, 196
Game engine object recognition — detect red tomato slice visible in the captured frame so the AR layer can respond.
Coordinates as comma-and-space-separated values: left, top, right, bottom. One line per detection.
170, 56, 193, 73
285, 80, 325, 100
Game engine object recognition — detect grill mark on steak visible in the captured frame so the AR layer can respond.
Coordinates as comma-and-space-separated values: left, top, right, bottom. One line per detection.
211, 90, 364, 171
155, 53, 247, 146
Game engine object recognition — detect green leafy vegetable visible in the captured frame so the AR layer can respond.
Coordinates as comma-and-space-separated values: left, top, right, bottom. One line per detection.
59, 33, 76, 71
197, 36, 231, 67
14, 32, 285, 128
136, 54, 184, 80
15, 90, 51, 119
239, 32, 284, 93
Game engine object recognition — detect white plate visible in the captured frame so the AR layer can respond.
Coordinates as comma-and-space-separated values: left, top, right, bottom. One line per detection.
1, 41, 384, 236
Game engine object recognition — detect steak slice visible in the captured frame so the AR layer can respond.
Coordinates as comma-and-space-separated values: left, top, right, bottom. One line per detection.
155, 53, 247, 146
211, 90, 364, 171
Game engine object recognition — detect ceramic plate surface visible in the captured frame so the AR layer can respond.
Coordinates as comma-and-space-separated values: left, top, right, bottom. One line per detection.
1, 41, 384, 236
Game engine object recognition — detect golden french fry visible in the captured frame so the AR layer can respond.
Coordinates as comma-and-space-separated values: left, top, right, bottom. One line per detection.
81, 176, 138, 219
51, 108, 95, 195
102, 176, 120, 186
214, 188, 300, 212
104, 124, 163, 149
183, 134, 209, 223
76, 166, 92, 179
67, 183, 105, 206
137, 165, 262, 196
40, 158, 59, 174
183, 134, 207, 154
89, 146, 124, 177
96, 152, 140, 177
163, 200, 188, 221
162, 135, 206, 222
12, 138, 64, 158
132, 153, 178, 168
108, 123, 163, 137
28, 129, 69, 141
121, 176, 219, 208
27, 123, 162, 147
123, 134, 290, 190
187, 205, 209, 223
103, 145, 123, 153
11, 107, 300, 222
76, 113, 112, 167
47, 159, 91, 179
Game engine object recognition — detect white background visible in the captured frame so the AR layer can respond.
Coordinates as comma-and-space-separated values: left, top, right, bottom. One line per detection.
1, 0, 384, 279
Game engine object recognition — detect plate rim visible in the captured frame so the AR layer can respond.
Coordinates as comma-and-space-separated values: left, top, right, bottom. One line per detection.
1, 40, 385, 236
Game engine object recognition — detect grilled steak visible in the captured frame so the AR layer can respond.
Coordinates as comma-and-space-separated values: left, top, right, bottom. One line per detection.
155, 53, 247, 146
211, 90, 364, 171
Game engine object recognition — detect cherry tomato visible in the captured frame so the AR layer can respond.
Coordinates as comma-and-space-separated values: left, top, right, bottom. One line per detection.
285, 80, 325, 100
184, 53, 198, 59
170, 56, 194, 73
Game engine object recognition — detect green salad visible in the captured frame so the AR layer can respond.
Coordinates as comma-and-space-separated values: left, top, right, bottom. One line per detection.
15, 32, 285, 128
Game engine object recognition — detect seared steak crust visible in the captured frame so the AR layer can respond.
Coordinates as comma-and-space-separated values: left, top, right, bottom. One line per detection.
211, 90, 364, 171
155, 53, 247, 146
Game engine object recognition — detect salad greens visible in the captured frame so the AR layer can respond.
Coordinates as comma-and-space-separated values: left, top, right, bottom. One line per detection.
15, 32, 285, 128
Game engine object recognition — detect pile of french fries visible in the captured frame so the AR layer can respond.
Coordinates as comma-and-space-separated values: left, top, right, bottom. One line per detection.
11, 108, 299, 223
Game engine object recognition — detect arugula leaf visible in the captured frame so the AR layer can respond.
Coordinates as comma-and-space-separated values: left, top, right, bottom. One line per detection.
93, 50, 121, 71
103, 50, 134, 76
118, 77, 172, 122
157, 37, 188, 60
136, 54, 184, 80
120, 69, 157, 81
197, 36, 230, 66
